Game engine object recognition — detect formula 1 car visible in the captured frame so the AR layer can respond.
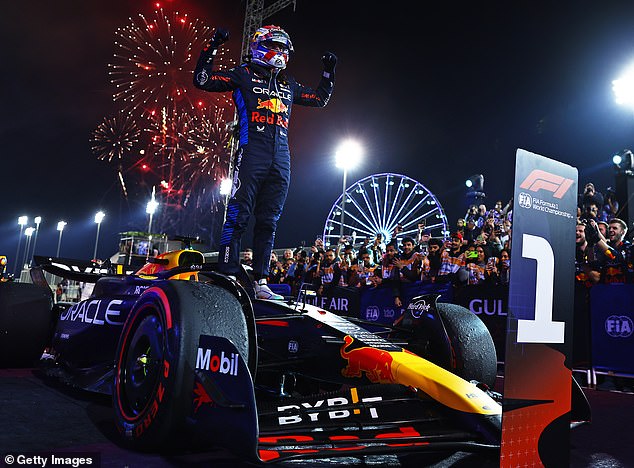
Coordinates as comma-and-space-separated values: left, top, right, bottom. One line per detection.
4, 248, 508, 463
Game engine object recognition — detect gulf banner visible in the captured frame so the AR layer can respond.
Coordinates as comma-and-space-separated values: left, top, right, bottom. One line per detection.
501, 149, 577, 467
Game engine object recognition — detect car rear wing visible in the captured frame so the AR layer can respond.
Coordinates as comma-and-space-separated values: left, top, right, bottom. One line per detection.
32, 255, 132, 283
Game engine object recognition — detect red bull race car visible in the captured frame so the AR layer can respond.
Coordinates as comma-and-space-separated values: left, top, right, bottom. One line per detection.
1, 247, 527, 463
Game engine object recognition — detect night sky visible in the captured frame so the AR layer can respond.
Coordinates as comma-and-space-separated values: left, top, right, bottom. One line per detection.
3, 1, 634, 267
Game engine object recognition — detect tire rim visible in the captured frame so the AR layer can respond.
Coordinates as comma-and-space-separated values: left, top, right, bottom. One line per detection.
119, 310, 165, 418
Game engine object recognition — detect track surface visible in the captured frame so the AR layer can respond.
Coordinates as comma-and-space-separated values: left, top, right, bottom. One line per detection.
1, 369, 632, 467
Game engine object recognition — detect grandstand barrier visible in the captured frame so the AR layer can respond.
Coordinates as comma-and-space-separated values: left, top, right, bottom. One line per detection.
296, 281, 634, 379
590, 283, 634, 381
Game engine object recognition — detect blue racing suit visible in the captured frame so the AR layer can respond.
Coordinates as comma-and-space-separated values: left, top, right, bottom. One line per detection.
193, 46, 334, 279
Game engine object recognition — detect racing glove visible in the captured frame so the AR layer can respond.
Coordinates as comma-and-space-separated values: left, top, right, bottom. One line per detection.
322, 51, 337, 78
199, 27, 229, 68
206, 27, 230, 50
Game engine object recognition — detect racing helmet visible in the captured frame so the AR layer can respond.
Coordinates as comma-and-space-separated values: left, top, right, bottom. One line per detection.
250, 25, 293, 69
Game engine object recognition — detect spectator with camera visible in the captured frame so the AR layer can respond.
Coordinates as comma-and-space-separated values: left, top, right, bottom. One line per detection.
438, 232, 466, 283
485, 223, 504, 258
285, 248, 307, 294
465, 204, 479, 225
336, 241, 356, 286
416, 224, 432, 252
461, 245, 487, 285
391, 223, 405, 246
394, 237, 421, 283
304, 249, 323, 288
462, 217, 481, 245
374, 242, 403, 307
475, 204, 488, 229
580, 182, 604, 212
495, 248, 511, 285
499, 219, 512, 250
317, 248, 344, 292
348, 250, 379, 289
488, 199, 512, 224
370, 233, 386, 265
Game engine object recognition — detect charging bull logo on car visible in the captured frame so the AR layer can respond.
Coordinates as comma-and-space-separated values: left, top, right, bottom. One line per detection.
340, 335, 395, 383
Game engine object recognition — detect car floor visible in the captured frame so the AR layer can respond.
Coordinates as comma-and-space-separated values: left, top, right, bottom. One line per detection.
0, 368, 632, 467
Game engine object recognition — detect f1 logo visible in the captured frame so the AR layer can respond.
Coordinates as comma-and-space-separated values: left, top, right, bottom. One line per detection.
519, 169, 574, 199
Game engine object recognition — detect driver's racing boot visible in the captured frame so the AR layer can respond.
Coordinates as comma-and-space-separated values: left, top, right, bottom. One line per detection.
254, 278, 283, 300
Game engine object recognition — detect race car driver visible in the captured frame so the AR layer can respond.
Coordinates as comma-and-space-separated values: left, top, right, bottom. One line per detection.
193, 25, 336, 300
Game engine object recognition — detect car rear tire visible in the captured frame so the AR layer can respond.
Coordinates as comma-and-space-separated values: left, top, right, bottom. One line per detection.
112, 280, 250, 450
0, 282, 54, 368
437, 302, 498, 389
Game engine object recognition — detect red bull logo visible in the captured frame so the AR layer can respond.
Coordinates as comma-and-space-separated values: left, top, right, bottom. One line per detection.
340, 335, 395, 383
256, 98, 288, 113
251, 111, 289, 128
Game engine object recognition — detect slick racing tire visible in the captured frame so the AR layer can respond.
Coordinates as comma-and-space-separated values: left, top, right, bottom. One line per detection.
113, 280, 249, 450
0, 282, 54, 368
437, 302, 498, 389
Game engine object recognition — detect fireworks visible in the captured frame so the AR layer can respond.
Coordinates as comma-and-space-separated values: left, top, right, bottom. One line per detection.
91, 110, 140, 162
144, 107, 194, 166
108, 9, 233, 117
142, 106, 232, 204
97, 7, 237, 237
184, 106, 233, 181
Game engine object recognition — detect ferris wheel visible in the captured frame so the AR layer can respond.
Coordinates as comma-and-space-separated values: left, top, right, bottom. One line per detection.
322, 173, 449, 248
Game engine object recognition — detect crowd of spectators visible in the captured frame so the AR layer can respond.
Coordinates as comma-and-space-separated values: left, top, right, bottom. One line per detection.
234, 197, 516, 305
237, 182, 633, 391
575, 183, 633, 288
237, 181, 633, 304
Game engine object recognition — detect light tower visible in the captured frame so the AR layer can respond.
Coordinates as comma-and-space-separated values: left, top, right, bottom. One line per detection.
240, 1, 297, 60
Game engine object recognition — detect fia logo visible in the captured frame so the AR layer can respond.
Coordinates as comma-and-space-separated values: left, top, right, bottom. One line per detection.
365, 306, 380, 321
605, 315, 633, 338
518, 192, 532, 209
288, 340, 299, 353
